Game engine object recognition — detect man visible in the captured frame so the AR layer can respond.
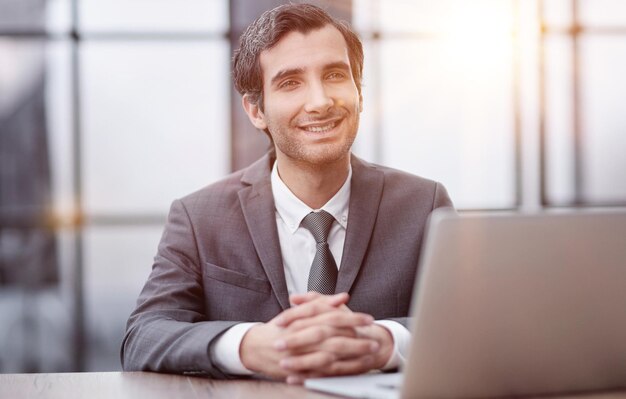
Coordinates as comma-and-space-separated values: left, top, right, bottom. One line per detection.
121, 3, 453, 383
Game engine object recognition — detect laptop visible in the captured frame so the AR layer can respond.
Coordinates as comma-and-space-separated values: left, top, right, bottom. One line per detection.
305, 209, 626, 398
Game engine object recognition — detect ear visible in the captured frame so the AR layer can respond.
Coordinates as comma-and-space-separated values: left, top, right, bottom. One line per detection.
358, 93, 363, 113
242, 94, 268, 130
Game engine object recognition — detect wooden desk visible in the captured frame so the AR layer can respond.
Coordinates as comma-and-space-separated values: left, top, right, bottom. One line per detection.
1, 371, 625, 399
0, 372, 336, 399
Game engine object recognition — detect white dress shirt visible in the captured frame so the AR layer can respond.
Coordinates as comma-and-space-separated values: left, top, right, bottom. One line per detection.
210, 161, 411, 375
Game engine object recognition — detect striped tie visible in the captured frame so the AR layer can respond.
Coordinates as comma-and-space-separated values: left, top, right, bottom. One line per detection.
301, 210, 338, 295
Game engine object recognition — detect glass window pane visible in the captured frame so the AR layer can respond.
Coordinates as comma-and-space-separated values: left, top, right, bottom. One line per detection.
0, 285, 73, 372
0, 0, 46, 32
379, 37, 516, 209
0, 227, 75, 372
79, 0, 228, 33
0, 40, 46, 123
0, 38, 74, 372
352, 0, 377, 32
352, 40, 381, 162
46, 0, 72, 34
580, 36, 626, 203
544, 36, 576, 205
580, 0, 626, 26
80, 40, 230, 215
0, 0, 72, 34
46, 40, 76, 218
542, 0, 573, 30
377, 0, 513, 35
84, 226, 162, 371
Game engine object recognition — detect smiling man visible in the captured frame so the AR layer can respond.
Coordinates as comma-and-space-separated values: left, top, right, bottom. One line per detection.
122, 3, 453, 383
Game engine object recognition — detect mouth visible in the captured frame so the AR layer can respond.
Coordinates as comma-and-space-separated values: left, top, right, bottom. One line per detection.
298, 118, 342, 133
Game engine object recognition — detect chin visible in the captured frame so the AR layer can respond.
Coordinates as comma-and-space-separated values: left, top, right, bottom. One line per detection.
299, 143, 353, 165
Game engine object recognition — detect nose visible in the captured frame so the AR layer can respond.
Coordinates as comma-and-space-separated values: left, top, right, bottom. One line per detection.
303, 81, 333, 114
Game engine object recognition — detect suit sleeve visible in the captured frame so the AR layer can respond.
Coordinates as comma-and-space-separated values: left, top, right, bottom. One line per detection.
121, 199, 238, 378
387, 181, 454, 330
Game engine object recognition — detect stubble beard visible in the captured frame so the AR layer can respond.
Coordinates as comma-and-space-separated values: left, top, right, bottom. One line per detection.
269, 111, 360, 169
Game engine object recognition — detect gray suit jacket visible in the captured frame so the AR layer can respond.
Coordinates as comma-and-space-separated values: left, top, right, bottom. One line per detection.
121, 152, 453, 378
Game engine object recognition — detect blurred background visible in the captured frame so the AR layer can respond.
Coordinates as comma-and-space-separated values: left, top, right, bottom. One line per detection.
0, 0, 625, 373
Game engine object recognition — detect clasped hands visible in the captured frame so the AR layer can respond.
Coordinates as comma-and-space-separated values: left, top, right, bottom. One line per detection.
239, 292, 394, 384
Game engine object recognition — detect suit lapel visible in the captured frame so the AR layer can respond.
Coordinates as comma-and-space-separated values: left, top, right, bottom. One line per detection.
238, 153, 290, 310
336, 155, 385, 294
236, 152, 384, 304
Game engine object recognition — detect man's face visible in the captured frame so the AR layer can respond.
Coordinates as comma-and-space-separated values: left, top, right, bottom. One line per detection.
244, 24, 362, 167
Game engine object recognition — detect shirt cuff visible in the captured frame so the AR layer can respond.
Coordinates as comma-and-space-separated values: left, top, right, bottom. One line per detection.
209, 322, 260, 375
374, 320, 411, 371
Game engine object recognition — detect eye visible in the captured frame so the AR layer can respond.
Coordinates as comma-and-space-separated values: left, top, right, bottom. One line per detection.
278, 79, 299, 89
327, 71, 347, 81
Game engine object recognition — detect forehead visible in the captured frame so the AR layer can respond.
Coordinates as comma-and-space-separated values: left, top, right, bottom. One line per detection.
259, 24, 350, 81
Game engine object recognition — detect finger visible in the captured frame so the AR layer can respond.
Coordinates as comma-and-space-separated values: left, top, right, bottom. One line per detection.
274, 293, 349, 327
285, 355, 377, 382
286, 336, 379, 359
285, 374, 306, 385
317, 336, 379, 360
325, 355, 377, 375
289, 291, 322, 306
286, 311, 373, 333
280, 351, 336, 372
274, 325, 357, 351
290, 293, 354, 311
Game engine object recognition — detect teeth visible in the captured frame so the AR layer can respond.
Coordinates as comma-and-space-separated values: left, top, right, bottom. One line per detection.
302, 121, 337, 133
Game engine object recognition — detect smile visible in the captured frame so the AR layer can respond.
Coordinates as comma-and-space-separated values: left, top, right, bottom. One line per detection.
299, 119, 341, 133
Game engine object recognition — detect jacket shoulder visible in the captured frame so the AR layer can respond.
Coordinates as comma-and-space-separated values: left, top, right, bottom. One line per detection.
178, 152, 273, 208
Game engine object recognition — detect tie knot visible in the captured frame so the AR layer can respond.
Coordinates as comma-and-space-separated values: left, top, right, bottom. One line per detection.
301, 210, 335, 244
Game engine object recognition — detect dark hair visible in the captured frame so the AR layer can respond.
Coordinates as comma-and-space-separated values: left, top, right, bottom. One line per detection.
232, 3, 364, 111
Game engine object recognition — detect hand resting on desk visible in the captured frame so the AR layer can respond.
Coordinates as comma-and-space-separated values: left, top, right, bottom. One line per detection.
239, 292, 394, 384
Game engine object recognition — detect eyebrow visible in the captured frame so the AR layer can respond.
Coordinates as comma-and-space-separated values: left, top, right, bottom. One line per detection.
324, 61, 351, 73
270, 67, 305, 87
269, 61, 351, 87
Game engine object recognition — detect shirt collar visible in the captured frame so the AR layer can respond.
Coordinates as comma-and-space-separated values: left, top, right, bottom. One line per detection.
271, 160, 351, 234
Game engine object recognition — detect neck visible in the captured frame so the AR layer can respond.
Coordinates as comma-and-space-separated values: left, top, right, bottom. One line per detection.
275, 154, 350, 210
